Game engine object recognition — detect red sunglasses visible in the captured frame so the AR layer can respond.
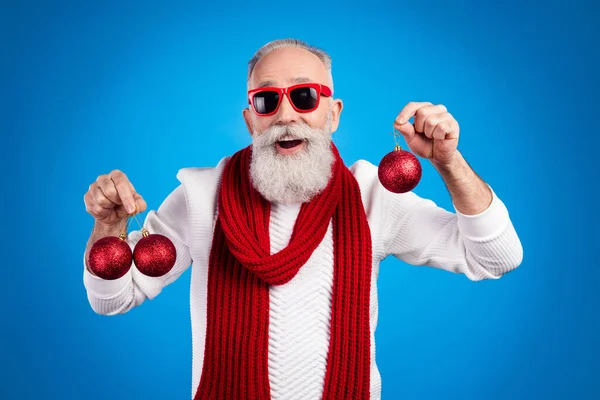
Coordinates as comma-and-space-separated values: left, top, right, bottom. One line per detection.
248, 83, 332, 116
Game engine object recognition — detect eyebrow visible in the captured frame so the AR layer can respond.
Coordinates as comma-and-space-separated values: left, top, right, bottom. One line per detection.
258, 77, 312, 88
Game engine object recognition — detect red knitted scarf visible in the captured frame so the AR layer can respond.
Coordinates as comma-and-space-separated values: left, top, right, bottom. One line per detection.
194, 144, 372, 399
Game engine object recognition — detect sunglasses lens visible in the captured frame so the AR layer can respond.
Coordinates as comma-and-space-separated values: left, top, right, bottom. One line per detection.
253, 91, 279, 114
290, 87, 318, 110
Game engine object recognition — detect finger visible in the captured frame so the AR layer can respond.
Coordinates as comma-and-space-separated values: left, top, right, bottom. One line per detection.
424, 112, 451, 139
414, 104, 447, 134
109, 170, 137, 214
96, 175, 122, 206
133, 193, 147, 214
85, 203, 107, 219
91, 185, 119, 209
450, 118, 459, 139
432, 119, 455, 140
394, 118, 416, 142
85, 190, 110, 218
396, 101, 435, 125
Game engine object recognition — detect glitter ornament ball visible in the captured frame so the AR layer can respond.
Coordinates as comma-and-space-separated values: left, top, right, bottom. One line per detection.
88, 236, 133, 280
378, 145, 422, 193
133, 232, 177, 277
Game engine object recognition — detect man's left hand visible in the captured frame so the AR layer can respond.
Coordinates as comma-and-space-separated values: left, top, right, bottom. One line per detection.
393, 102, 459, 166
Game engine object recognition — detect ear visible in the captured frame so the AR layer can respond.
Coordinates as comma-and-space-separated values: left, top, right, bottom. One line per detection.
242, 108, 254, 137
330, 99, 344, 133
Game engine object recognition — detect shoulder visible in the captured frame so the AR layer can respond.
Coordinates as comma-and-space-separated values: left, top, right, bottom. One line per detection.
348, 159, 378, 186
176, 156, 230, 189
174, 156, 230, 220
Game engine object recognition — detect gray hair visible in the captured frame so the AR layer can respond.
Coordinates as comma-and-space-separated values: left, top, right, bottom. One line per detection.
247, 39, 334, 92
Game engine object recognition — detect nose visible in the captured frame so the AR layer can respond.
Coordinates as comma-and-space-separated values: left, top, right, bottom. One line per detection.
274, 93, 299, 125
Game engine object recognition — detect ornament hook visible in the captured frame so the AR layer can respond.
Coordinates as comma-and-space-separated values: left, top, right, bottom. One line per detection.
389, 127, 403, 151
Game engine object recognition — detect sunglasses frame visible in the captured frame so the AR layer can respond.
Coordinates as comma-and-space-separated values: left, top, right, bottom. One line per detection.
248, 83, 332, 116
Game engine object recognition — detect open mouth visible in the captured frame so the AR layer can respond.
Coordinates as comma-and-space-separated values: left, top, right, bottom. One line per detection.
277, 139, 304, 149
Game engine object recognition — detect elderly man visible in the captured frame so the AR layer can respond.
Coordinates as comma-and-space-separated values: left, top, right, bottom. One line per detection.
83, 39, 523, 400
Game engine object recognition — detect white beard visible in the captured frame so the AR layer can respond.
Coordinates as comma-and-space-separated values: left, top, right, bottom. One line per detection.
250, 113, 334, 204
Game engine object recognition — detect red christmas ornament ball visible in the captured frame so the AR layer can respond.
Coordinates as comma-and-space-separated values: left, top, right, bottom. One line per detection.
88, 236, 133, 280
133, 233, 177, 277
378, 147, 422, 193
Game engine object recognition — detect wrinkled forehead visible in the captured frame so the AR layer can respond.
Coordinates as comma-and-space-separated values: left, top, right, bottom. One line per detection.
248, 47, 331, 90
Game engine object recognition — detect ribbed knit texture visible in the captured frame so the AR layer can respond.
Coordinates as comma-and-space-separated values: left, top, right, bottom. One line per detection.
82, 156, 524, 400
193, 144, 372, 399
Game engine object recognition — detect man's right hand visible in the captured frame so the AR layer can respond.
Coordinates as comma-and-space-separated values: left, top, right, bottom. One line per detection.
84, 169, 147, 227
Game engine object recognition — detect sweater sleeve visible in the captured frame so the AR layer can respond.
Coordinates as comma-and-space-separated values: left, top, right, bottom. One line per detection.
353, 159, 523, 281
83, 184, 192, 315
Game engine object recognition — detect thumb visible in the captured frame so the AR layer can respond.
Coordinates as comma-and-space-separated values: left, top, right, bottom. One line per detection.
133, 193, 147, 214
394, 119, 416, 143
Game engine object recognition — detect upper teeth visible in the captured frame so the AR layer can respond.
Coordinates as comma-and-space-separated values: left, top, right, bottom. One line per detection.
280, 135, 300, 142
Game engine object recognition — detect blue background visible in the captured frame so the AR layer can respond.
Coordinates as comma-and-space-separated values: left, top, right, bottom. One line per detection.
3, 0, 599, 399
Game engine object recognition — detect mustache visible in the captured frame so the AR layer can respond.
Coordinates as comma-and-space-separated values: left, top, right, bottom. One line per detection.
254, 121, 318, 147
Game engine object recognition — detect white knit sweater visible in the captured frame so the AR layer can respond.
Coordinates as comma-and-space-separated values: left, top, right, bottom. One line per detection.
83, 157, 523, 400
